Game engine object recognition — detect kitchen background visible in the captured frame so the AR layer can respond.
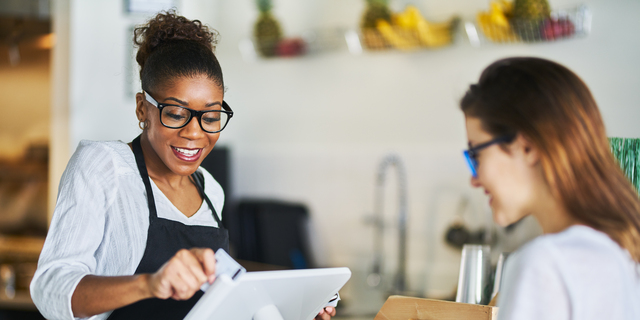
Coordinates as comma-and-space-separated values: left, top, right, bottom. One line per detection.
1, 0, 639, 317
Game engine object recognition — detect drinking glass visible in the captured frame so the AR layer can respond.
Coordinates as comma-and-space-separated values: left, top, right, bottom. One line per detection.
455, 244, 491, 304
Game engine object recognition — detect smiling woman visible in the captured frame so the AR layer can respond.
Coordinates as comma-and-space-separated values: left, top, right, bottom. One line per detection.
29, 11, 232, 320
29, 10, 336, 320
460, 57, 640, 320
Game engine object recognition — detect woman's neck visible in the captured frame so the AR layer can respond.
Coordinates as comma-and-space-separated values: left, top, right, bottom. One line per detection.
138, 134, 189, 190
531, 183, 581, 234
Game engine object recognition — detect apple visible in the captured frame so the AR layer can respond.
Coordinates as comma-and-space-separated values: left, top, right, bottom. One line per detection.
276, 38, 306, 57
541, 18, 575, 41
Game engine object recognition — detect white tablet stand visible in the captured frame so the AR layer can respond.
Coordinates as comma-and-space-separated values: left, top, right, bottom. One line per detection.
185, 267, 351, 320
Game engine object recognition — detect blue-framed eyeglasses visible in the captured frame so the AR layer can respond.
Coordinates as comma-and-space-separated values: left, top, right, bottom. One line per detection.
463, 135, 515, 178
144, 91, 233, 134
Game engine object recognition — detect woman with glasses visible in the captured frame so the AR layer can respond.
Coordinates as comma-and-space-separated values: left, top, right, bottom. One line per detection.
461, 57, 640, 319
30, 11, 335, 320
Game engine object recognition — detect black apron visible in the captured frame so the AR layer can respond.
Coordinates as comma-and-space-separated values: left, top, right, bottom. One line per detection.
107, 135, 229, 320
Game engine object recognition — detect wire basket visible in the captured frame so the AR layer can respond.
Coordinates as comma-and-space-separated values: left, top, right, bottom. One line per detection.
356, 23, 458, 52
466, 5, 591, 46
361, 28, 394, 50
239, 28, 348, 61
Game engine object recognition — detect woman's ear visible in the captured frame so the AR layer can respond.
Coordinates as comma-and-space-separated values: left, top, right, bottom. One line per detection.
512, 133, 540, 166
135, 92, 146, 122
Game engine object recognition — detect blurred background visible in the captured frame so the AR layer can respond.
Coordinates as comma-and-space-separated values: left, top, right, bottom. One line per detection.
0, 0, 639, 318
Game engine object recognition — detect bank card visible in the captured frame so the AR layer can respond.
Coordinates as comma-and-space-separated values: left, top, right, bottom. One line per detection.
200, 248, 246, 292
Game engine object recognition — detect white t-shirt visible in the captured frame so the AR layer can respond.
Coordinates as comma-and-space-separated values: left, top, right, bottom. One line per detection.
497, 225, 640, 320
30, 140, 225, 320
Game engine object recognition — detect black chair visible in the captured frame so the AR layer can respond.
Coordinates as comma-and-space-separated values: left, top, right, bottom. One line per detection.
227, 199, 313, 269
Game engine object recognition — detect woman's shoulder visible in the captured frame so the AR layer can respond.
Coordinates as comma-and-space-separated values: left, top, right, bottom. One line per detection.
74, 139, 130, 157
521, 225, 623, 258
509, 225, 635, 278
70, 140, 136, 174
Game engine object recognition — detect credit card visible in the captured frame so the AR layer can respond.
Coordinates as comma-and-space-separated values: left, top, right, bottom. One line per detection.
200, 248, 246, 291
325, 293, 340, 307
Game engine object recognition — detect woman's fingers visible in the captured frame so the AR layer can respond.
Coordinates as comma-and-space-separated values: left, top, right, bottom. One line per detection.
149, 248, 214, 300
190, 248, 216, 282
315, 307, 336, 320
325, 307, 336, 316
177, 249, 209, 284
172, 263, 202, 299
148, 274, 173, 299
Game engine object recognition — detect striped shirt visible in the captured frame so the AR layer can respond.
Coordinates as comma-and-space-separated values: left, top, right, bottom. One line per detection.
30, 140, 224, 320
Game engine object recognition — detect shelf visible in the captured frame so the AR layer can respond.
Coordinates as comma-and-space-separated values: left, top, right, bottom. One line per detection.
239, 5, 593, 60
239, 28, 349, 62
465, 5, 592, 46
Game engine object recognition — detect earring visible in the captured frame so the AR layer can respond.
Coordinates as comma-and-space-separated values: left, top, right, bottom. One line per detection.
138, 121, 146, 130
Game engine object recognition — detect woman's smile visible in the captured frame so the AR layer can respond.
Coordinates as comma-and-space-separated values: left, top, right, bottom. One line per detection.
171, 146, 202, 162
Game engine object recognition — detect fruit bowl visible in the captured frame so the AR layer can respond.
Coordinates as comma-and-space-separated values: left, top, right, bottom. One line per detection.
467, 4, 591, 45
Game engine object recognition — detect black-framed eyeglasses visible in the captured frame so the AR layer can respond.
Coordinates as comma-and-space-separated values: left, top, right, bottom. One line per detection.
463, 135, 515, 178
144, 91, 233, 134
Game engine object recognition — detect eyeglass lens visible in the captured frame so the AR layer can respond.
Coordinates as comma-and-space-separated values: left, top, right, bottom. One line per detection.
161, 106, 229, 133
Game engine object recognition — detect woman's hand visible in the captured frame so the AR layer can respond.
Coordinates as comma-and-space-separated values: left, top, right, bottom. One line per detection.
147, 248, 216, 300
71, 248, 216, 318
315, 306, 336, 320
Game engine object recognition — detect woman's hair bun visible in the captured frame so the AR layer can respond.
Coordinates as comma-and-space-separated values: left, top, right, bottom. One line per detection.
134, 10, 219, 71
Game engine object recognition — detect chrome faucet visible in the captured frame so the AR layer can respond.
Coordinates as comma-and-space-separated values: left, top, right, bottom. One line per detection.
366, 154, 408, 294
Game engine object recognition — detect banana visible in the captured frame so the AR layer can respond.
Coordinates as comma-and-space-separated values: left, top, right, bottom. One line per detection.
477, 11, 518, 42
381, 5, 454, 49
394, 6, 420, 30
490, 2, 509, 27
475, 1, 518, 43
376, 19, 419, 50
416, 20, 451, 47
415, 16, 453, 47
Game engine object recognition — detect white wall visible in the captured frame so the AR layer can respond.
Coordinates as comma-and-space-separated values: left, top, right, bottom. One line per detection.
57, 0, 640, 313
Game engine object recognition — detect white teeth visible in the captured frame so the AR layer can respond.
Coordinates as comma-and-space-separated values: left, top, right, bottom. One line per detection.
174, 147, 199, 157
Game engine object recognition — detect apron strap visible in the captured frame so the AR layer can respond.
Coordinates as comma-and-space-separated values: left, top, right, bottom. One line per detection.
191, 170, 226, 229
132, 135, 158, 221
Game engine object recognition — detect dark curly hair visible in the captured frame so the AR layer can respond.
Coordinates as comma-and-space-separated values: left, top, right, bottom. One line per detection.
133, 10, 223, 94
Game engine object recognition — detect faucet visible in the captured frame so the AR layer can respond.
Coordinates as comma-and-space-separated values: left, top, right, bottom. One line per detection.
366, 154, 408, 294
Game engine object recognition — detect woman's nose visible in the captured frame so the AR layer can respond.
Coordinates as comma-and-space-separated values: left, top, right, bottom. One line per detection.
470, 175, 482, 188
180, 117, 206, 139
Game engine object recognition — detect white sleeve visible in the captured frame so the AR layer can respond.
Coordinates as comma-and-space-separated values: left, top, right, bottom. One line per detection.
30, 142, 118, 320
497, 240, 571, 320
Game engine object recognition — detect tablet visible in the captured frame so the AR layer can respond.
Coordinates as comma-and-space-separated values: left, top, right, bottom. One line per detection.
185, 267, 351, 320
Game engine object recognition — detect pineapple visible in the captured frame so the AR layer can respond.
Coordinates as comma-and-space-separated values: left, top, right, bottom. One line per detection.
254, 0, 283, 57
360, 0, 393, 49
511, 0, 551, 42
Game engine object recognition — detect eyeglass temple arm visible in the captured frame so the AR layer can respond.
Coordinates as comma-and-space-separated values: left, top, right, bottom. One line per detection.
470, 135, 515, 152
143, 91, 159, 107
222, 101, 233, 115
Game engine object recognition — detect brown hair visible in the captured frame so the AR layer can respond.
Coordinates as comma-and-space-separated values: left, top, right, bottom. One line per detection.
133, 10, 223, 93
461, 57, 640, 261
